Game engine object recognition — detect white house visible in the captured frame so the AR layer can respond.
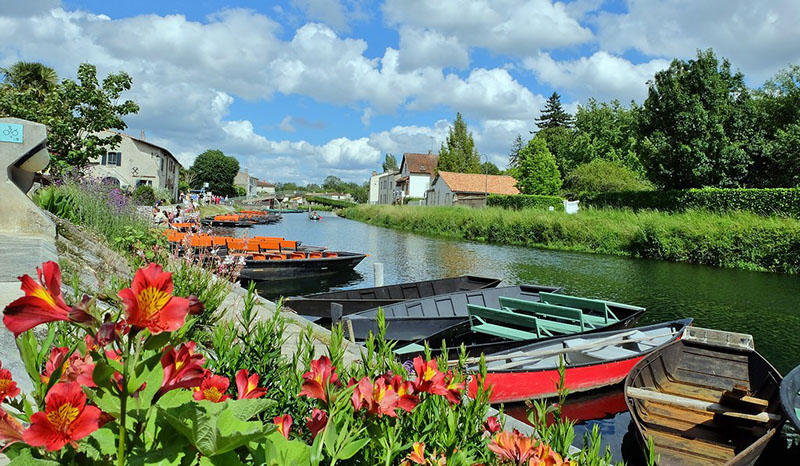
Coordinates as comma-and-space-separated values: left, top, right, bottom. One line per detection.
89, 131, 181, 200
369, 170, 399, 204
256, 180, 276, 196
234, 169, 259, 197
397, 152, 438, 200
425, 171, 520, 207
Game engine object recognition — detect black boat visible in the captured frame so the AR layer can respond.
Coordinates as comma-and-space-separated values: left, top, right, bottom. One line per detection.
200, 218, 255, 228
342, 284, 562, 343
387, 290, 646, 358
239, 251, 367, 281
625, 327, 783, 466
780, 363, 800, 431
285, 275, 502, 318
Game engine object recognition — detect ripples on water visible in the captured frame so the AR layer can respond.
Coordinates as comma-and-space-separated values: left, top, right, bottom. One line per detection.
235, 212, 800, 463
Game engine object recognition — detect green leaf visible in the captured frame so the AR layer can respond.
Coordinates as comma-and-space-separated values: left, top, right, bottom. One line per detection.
6, 449, 60, 465
198, 450, 246, 466
129, 352, 163, 404
79, 425, 117, 461
143, 331, 171, 351
336, 437, 370, 460
261, 431, 312, 465
92, 359, 117, 390
224, 398, 275, 422
86, 389, 121, 417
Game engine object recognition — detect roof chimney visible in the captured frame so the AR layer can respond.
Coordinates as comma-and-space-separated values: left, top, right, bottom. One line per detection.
428, 149, 432, 155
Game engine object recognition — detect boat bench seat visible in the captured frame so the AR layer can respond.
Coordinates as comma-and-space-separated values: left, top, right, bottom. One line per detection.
499, 297, 591, 333
539, 292, 620, 324
468, 304, 541, 341
563, 337, 640, 363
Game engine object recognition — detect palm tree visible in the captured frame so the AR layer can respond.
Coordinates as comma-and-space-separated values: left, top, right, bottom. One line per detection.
0, 61, 59, 99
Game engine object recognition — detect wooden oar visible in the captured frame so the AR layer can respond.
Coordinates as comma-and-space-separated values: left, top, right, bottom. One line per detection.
454, 330, 640, 366
627, 387, 781, 423
489, 331, 680, 371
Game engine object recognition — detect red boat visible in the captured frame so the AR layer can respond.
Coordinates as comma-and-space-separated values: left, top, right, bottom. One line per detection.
466, 319, 692, 404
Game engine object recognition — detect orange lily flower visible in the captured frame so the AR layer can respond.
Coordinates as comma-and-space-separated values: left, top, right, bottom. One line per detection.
274, 414, 292, 439
118, 263, 190, 334
23, 382, 101, 451
235, 369, 267, 399
387, 374, 419, 412
40, 347, 96, 388
3, 261, 72, 336
412, 356, 446, 394
0, 362, 20, 403
299, 355, 339, 404
0, 409, 24, 451
158, 342, 207, 397
193, 373, 230, 402
408, 442, 426, 464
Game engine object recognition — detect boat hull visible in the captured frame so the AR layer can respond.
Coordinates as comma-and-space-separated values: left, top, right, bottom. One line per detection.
779, 363, 800, 431
285, 276, 502, 318
240, 252, 366, 281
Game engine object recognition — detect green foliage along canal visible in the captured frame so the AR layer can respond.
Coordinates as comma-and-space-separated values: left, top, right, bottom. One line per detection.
245, 212, 800, 375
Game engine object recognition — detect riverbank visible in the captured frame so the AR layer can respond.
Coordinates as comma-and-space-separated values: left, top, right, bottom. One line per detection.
339, 204, 800, 273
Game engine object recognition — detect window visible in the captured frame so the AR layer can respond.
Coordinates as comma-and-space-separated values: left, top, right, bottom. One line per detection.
106, 151, 122, 166
160, 157, 164, 171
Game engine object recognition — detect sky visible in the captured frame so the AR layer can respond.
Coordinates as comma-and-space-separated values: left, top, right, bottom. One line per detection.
1, 0, 799, 184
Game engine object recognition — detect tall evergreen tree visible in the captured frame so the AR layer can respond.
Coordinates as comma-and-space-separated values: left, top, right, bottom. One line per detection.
381, 153, 399, 172
508, 134, 524, 169
535, 92, 573, 130
438, 112, 481, 173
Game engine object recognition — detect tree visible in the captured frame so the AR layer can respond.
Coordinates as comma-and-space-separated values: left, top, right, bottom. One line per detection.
323, 175, 344, 192
535, 92, 573, 130
382, 153, 399, 172
438, 112, 481, 173
0, 61, 58, 101
508, 134, 524, 169
565, 99, 642, 173
564, 159, 653, 194
481, 161, 502, 175
190, 149, 239, 196
1, 63, 139, 174
536, 126, 573, 177
638, 49, 756, 188
515, 137, 562, 195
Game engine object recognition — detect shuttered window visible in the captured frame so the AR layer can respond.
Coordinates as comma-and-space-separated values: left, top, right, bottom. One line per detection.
107, 152, 122, 166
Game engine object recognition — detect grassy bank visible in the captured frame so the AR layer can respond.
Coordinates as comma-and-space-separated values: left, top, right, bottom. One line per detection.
339, 205, 800, 273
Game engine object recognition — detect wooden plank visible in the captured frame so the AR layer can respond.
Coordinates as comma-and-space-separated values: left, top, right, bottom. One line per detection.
645, 429, 735, 465
627, 387, 781, 423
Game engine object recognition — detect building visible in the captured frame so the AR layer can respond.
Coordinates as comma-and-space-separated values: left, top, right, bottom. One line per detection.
425, 171, 520, 207
255, 180, 276, 196
89, 131, 181, 200
369, 170, 399, 204
234, 169, 259, 197
397, 153, 438, 201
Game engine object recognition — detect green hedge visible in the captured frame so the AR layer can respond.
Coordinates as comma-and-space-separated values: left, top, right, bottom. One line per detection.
580, 188, 800, 217
305, 195, 357, 208
487, 194, 564, 211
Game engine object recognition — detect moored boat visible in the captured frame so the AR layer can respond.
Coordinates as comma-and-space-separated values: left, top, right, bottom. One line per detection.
239, 251, 367, 281
200, 215, 254, 227
465, 319, 692, 404
779, 363, 800, 432
342, 284, 562, 342
388, 290, 645, 357
285, 275, 502, 318
625, 327, 784, 466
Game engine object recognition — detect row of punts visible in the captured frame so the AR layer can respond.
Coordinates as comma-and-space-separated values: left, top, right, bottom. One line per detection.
199, 211, 283, 227
284, 276, 799, 465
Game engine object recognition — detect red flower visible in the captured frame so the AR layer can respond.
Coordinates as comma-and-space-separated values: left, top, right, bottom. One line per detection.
0, 409, 24, 451
412, 356, 446, 394
483, 416, 502, 434
387, 374, 419, 412
23, 382, 101, 451
351, 376, 400, 417
118, 263, 190, 334
441, 371, 465, 404
306, 408, 327, 439
187, 295, 204, 315
41, 347, 96, 388
488, 430, 571, 466
95, 321, 119, 347
3, 261, 72, 336
274, 414, 292, 439
351, 377, 373, 412
407, 442, 426, 465
235, 369, 267, 400
158, 342, 207, 397
299, 355, 339, 404
193, 374, 230, 403
0, 362, 20, 403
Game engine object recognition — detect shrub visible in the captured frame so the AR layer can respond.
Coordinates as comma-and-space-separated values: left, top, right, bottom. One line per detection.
580, 187, 800, 217
564, 159, 652, 194
488, 194, 564, 211
305, 195, 357, 208
516, 137, 562, 195
133, 184, 156, 205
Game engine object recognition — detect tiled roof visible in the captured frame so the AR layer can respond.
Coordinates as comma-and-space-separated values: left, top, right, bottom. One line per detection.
436, 171, 520, 195
401, 153, 439, 175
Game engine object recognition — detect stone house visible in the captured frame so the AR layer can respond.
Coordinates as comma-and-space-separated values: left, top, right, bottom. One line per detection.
89, 131, 181, 200
369, 170, 399, 204
256, 180, 276, 196
425, 171, 519, 207
234, 169, 259, 197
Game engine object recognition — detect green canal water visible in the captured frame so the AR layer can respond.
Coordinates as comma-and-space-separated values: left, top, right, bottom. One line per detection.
238, 212, 800, 463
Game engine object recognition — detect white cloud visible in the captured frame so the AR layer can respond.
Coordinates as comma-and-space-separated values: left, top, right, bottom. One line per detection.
397, 27, 469, 71
383, 0, 593, 56
593, 0, 800, 83
290, 0, 350, 32
524, 51, 670, 103
279, 116, 296, 132
360, 107, 373, 126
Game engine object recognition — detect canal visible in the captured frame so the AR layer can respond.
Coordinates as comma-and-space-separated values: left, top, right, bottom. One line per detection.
240, 211, 800, 462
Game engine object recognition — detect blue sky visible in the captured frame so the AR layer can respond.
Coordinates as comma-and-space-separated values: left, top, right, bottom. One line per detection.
2, 1, 799, 183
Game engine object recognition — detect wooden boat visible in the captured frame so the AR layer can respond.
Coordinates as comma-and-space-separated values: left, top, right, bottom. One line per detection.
285, 275, 502, 318
239, 251, 367, 281
342, 285, 561, 342
390, 291, 646, 358
308, 212, 322, 220
200, 215, 254, 227
779, 363, 800, 431
625, 327, 784, 466
465, 319, 692, 404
